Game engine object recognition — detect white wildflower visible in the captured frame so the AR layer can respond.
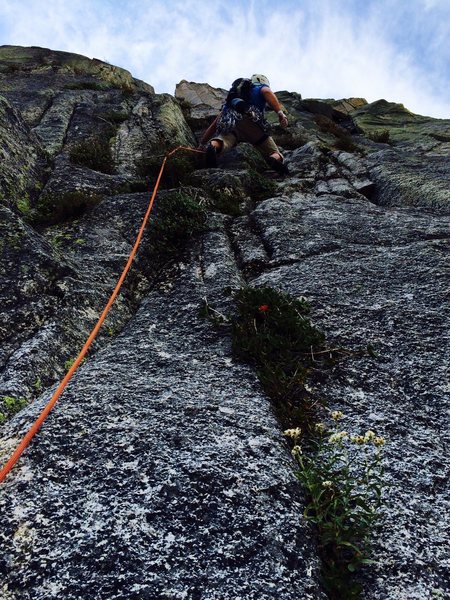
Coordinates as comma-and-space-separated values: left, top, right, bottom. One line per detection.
331, 410, 344, 421
328, 431, 348, 443
363, 430, 376, 443
291, 445, 302, 458
314, 422, 326, 435
374, 436, 386, 446
283, 427, 301, 440
351, 435, 365, 445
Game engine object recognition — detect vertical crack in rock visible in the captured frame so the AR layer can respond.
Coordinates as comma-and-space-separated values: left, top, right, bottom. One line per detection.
248, 186, 450, 599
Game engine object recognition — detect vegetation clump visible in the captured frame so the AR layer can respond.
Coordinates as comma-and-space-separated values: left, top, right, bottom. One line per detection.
149, 191, 206, 256
230, 285, 386, 598
314, 115, 358, 152
0, 396, 28, 424
116, 180, 149, 194
286, 413, 386, 599
203, 169, 276, 217
231, 286, 325, 429
16, 196, 32, 219
367, 129, 391, 144
136, 153, 197, 189
207, 186, 245, 217
69, 128, 116, 174
34, 190, 104, 225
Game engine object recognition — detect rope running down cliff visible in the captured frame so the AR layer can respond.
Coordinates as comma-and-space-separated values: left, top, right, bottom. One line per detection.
0, 145, 204, 484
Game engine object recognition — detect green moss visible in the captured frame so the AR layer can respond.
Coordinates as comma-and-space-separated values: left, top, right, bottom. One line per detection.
49, 231, 72, 250
64, 357, 85, 372
34, 190, 104, 225
136, 153, 197, 189
149, 191, 206, 256
232, 286, 325, 429
16, 196, 32, 218
69, 128, 116, 174
33, 377, 43, 392
0, 395, 27, 422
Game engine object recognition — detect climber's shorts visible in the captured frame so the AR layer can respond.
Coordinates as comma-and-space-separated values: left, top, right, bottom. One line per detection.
211, 117, 282, 159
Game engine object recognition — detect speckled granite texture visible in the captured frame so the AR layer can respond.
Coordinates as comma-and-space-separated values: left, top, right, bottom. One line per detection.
0, 228, 324, 599
1, 48, 450, 600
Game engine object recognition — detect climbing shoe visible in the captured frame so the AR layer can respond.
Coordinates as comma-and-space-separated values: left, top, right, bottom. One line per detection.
267, 156, 289, 176
205, 144, 218, 168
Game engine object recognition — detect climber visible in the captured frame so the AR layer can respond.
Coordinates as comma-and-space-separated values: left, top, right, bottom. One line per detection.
199, 74, 289, 175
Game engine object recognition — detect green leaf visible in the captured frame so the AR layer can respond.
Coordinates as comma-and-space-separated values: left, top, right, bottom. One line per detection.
360, 558, 377, 565
339, 540, 363, 553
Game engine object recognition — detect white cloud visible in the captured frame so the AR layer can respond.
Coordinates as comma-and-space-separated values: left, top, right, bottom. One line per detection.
422, 0, 449, 8
0, 0, 449, 118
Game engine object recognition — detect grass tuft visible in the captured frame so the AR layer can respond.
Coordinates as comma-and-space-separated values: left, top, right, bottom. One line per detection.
0, 395, 28, 424
69, 128, 116, 174
149, 191, 206, 256
231, 286, 325, 430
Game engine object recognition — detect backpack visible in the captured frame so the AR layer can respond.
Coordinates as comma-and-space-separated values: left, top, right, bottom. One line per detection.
225, 78, 253, 111
216, 78, 266, 134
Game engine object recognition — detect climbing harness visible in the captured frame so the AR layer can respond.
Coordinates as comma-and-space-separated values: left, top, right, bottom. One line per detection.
0, 145, 204, 484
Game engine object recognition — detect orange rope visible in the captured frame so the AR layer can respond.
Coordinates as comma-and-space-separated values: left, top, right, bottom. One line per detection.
0, 145, 204, 484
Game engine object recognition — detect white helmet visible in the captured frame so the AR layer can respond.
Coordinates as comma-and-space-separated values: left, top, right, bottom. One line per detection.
251, 74, 270, 87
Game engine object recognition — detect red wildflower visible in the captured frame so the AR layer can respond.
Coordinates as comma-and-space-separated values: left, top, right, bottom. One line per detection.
258, 304, 270, 313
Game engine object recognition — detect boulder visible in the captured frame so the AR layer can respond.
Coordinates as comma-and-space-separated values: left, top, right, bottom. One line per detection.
175, 79, 227, 111
175, 80, 228, 141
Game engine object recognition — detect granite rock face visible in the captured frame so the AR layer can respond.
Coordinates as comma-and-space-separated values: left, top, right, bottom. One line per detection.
240, 190, 449, 599
352, 100, 450, 211
175, 80, 227, 141
1, 47, 449, 599
0, 95, 48, 209
0, 223, 325, 600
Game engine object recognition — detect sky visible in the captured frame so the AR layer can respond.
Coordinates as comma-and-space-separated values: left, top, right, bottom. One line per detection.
0, 0, 449, 118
